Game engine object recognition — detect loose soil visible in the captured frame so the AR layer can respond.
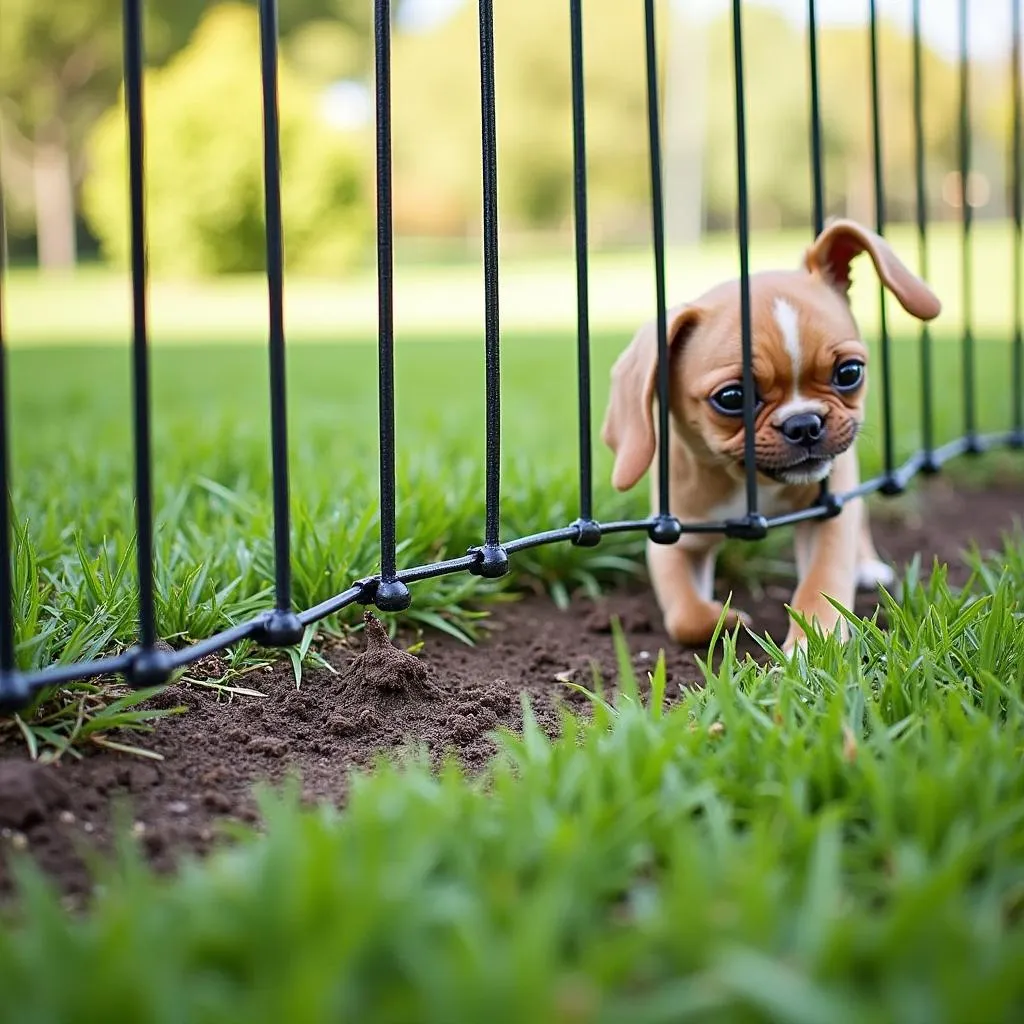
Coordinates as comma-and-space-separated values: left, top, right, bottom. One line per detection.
1, 478, 1021, 903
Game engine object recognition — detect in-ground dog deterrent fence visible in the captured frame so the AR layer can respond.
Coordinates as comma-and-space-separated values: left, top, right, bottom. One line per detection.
0, 0, 1021, 711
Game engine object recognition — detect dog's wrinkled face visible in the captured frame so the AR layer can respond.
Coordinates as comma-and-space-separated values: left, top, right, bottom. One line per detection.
601, 219, 941, 496
674, 277, 869, 486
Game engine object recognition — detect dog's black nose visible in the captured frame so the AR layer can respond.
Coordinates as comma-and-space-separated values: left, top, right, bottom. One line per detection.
780, 412, 825, 448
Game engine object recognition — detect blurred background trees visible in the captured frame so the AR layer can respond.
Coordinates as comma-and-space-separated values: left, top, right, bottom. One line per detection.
82, 4, 369, 275
0, 0, 1017, 275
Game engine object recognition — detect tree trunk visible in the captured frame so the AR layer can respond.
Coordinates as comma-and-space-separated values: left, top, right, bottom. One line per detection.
33, 138, 77, 271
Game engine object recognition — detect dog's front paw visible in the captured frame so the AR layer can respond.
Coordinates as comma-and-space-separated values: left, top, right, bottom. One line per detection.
781, 626, 809, 656
857, 558, 896, 590
664, 600, 750, 648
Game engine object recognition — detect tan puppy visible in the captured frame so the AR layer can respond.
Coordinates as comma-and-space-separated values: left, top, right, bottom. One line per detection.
601, 219, 941, 652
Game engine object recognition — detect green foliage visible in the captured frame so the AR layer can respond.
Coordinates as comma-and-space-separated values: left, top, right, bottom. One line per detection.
4, 320, 1020, 758
3, 543, 1024, 1020
81, 4, 369, 276
387, 0, 1012, 238
390, 0, 666, 237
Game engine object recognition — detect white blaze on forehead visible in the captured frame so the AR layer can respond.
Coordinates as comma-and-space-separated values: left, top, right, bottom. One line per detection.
770, 297, 824, 420
772, 298, 802, 386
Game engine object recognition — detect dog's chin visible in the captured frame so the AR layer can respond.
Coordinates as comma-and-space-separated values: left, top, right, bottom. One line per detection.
761, 456, 834, 486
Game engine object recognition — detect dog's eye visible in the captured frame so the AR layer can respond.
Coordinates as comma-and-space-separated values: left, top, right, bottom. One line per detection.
709, 385, 748, 416
832, 359, 865, 392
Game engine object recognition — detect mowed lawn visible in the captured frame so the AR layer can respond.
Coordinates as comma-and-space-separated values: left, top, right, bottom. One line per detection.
2, 232, 1024, 1018
5, 220, 1021, 345
3, 222, 1023, 670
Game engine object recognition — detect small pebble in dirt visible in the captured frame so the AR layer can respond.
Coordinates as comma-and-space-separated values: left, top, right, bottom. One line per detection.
132, 821, 147, 836
58, 810, 75, 825
168, 801, 189, 815
9, 831, 28, 851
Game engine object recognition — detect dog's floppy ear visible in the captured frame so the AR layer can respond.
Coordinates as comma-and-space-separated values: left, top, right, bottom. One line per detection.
601, 304, 702, 492
804, 218, 941, 321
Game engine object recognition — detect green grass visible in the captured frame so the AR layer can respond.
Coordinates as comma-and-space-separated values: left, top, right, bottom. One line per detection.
2, 219, 1023, 756
3, 540, 1024, 1021
6, 221, 1021, 346
7, 324, 1020, 661
3, 322, 1020, 759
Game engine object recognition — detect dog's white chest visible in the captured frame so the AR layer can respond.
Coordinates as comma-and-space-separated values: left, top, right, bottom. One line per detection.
705, 482, 793, 524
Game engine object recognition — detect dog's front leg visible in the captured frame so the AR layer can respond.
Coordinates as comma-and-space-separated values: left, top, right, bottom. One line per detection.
648, 539, 749, 647
784, 452, 861, 652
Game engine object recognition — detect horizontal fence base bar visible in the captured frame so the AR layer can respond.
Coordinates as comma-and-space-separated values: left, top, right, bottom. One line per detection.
0, 431, 1021, 711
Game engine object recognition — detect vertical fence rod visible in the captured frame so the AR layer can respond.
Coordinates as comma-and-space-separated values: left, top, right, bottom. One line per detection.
807, 0, 825, 237
911, 0, 935, 465
476, 0, 506, 574
0, 189, 13, 675
569, 0, 595, 531
1012, 0, 1023, 441
124, 0, 159, 653
642, 0, 676, 529
958, 0, 976, 447
371, 0, 411, 607
806, 0, 831, 503
868, 0, 896, 486
731, 0, 759, 518
257, 0, 303, 638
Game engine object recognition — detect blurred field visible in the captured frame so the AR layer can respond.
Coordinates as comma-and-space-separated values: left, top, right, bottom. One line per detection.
5, 221, 1021, 346
3, 219, 1022, 670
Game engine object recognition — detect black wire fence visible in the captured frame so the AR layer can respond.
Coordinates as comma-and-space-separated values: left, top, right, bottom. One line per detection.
0, 0, 1021, 711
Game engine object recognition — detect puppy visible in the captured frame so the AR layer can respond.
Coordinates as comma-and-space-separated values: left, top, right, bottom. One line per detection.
600, 219, 941, 652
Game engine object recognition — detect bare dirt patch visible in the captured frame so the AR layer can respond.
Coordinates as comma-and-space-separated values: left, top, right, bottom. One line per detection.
1, 478, 1020, 902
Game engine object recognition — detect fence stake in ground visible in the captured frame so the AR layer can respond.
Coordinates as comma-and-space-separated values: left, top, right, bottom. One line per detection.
642, 0, 682, 547
471, 0, 509, 580
253, 0, 304, 647
1010, 0, 1022, 444
0, 186, 21, 708
958, 0, 978, 453
569, 0, 600, 550
371, 0, 412, 612
912, 0, 937, 471
123, 0, 173, 686
728, 0, 766, 538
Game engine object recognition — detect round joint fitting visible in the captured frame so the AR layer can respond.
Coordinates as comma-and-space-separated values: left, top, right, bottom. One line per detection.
817, 492, 843, 518
571, 519, 602, 548
879, 476, 904, 497
920, 455, 941, 475
127, 645, 175, 689
0, 672, 31, 715
470, 544, 509, 579
1009, 430, 1024, 450
725, 514, 769, 542
256, 609, 305, 648
647, 515, 682, 545
375, 579, 412, 613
